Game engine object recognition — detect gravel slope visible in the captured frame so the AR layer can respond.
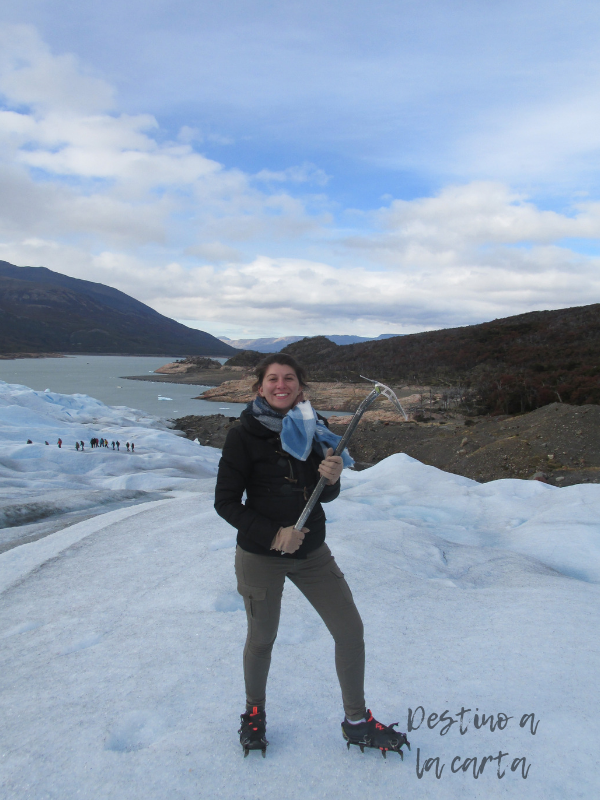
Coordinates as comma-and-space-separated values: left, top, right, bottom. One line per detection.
173, 402, 600, 486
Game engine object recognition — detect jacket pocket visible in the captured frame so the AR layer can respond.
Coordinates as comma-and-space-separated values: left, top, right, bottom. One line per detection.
330, 564, 354, 604
237, 582, 268, 619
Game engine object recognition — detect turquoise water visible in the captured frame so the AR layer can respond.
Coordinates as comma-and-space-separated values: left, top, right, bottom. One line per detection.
0, 355, 247, 420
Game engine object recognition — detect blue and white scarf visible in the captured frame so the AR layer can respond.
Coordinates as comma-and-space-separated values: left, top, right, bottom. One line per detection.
249, 396, 354, 467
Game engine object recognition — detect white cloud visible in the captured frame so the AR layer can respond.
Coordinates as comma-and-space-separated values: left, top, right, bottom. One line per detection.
0, 24, 326, 253
0, 24, 113, 114
385, 183, 600, 244
344, 182, 600, 270
0, 163, 168, 245
184, 241, 244, 263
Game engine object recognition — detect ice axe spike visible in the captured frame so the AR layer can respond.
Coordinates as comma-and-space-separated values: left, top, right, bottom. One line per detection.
294, 377, 407, 530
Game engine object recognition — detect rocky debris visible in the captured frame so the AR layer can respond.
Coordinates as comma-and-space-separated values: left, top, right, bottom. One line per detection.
173, 402, 600, 486
328, 402, 600, 486
172, 414, 241, 448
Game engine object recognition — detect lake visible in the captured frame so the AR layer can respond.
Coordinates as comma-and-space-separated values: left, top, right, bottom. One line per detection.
0, 355, 248, 420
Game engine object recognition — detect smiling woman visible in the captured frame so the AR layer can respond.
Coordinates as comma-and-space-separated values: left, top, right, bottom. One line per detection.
214, 353, 410, 758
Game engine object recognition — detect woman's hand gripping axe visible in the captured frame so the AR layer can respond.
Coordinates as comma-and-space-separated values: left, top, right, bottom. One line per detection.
294, 377, 408, 531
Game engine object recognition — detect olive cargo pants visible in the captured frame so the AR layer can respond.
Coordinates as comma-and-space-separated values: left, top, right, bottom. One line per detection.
235, 543, 366, 720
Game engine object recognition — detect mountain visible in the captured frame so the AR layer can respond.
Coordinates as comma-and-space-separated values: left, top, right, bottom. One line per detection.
279, 305, 600, 413
0, 262, 237, 356
219, 333, 402, 352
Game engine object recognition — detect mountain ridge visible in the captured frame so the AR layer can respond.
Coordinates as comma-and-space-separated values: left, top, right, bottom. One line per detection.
0, 261, 236, 356
219, 333, 402, 352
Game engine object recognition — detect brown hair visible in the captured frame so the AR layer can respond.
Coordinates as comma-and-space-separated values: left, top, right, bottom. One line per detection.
251, 353, 308, 392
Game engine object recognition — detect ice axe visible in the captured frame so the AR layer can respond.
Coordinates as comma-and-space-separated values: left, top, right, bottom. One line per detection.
294, 377, 408, 530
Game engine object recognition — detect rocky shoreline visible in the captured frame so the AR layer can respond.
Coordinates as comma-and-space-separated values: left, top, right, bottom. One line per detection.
197, 376, 431, 413
0, 353, 66, 360
125, 357, 441, 413
136, 358, 600, 487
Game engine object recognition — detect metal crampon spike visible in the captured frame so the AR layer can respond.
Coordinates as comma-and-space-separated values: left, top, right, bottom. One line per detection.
261, 748, 266, 758
243, 747, 249, 758
397, 748, 404, 760
359, 744, 365, 753
381, 749, 387, 759
346, 741, 351, 750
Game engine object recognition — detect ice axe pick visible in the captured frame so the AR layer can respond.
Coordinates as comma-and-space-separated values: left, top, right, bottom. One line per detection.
294, 377, 408, 530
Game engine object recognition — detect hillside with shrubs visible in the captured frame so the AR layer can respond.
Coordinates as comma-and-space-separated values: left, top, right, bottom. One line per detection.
278, 304, 600, 414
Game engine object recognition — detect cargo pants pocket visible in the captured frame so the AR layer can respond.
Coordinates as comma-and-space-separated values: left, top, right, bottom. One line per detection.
237, 582, 268, 620
330, 564, 354, 604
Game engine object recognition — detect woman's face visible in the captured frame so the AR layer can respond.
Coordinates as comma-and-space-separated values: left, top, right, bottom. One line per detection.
258, 363, 303, 413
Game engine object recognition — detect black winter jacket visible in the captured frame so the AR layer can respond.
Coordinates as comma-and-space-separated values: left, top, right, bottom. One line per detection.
214, 409, 340, 558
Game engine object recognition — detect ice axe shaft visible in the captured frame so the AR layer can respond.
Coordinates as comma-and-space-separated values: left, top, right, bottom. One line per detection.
294, 378, 407, 530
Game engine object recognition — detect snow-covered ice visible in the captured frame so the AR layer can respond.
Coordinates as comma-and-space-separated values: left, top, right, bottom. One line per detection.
0, 381, 220, 550
1, 381, 599, 799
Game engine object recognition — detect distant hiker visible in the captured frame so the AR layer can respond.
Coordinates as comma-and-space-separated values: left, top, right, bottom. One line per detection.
57, 438, 62, 448
45, 441, 49, 445
131, 442, 134, 452
126, 442, 130, 452
112, 441, 115, 450
90, 438, 94, 448
215, 354, 408, 759
26, 439, 33, 444
76, 442, 79, 451
80, 441, 85, 450
116, 440, 120, 451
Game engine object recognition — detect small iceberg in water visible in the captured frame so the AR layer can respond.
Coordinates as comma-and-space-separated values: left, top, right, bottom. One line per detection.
157, 396, 173, 401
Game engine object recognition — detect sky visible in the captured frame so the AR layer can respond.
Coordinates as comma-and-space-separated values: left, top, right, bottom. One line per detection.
2, 1, 600, 338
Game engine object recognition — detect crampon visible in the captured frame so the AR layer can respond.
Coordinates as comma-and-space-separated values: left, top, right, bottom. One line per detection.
239, 707, 268, 758
341, 710, 410, 759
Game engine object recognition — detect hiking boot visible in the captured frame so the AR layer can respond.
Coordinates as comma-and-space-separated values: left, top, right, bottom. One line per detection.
239, 707, 268, 758
341, 709, 410, 759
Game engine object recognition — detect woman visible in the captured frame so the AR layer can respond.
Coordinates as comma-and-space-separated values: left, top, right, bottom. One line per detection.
214, 354, 409, 758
